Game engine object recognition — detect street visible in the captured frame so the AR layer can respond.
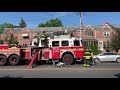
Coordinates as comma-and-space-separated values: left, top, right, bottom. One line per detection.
0, 62, 120, 78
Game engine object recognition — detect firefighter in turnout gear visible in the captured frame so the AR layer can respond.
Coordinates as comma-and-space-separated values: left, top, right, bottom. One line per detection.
83, 47, 93, 67
40, 31, 48, 47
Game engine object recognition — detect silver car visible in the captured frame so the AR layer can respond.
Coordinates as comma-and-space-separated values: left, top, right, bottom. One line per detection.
93, 52, 120, 63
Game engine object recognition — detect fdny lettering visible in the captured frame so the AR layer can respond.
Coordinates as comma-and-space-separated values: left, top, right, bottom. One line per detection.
73, 48, 84, 51
53, 48, 59, 52
52, 48, 60, 55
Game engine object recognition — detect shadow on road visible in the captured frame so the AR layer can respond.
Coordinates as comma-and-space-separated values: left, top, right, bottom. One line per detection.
0, 75, 23, 78
114, 73, 120, 78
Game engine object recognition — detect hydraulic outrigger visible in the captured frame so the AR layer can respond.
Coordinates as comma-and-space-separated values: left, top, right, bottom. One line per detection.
27, 49, 42, 69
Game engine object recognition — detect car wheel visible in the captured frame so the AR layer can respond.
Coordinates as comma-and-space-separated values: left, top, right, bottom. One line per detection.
116, 57, 120, 63
94, 58, 100, 64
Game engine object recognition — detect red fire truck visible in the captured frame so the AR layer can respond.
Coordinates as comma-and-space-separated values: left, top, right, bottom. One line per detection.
0, 35, 85, 68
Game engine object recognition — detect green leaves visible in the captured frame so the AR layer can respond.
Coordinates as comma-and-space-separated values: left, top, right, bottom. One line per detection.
3, 23, 15, 28
0, 23, 15, 34
110, 26, 120, 52
19, 17, 27, 28
38, 18, 63, 27
0, 39, 3, 44
5, 35, 18, 47
90, 42, 101, 55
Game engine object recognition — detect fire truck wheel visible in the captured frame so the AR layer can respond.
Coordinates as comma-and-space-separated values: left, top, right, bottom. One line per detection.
9, 55, 20, 66
0, 55, 7, 66
62, 54, 74, 65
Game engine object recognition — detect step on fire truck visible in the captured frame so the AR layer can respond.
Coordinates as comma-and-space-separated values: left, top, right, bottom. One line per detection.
0, 35, 85, 68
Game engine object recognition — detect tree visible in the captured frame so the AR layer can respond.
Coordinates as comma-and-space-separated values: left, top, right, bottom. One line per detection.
0, 39, 3, 44
0, 24, 4, 35
0, 23, 15, 33
90, 42, 101, 55
3, 23, 15, 28
5, 34, 19, 47
110, 26, 120, 52
38, 23, 45, 27
19, 17, 27, 28
0, 23, 16, 38
38, 18, 63, 27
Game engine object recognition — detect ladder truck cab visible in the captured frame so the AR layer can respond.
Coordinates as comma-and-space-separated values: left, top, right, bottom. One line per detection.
28, 35, 85, 68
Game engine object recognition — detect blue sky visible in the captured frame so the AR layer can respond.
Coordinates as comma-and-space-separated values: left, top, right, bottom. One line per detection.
0, 12, 120, 28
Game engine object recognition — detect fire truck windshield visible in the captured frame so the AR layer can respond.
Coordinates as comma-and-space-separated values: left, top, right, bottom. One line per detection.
74, 40, 80, 46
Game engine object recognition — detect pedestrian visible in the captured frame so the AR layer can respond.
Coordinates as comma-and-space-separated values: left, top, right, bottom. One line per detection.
83, 47, 93, 67
118, 49, 120, 55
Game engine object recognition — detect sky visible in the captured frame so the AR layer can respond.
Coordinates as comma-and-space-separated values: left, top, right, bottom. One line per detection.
0, 12, 120, 28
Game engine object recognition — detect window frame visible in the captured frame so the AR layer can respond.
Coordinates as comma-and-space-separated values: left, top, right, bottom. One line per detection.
103, 32, 110, 37
52, 41, 59, 47
74, 40, 80, 46
86, 32, 93, 37
61, 40, 69, 46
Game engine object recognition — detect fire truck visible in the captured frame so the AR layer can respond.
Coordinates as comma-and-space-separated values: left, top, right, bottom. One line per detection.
0, 35, 85, 68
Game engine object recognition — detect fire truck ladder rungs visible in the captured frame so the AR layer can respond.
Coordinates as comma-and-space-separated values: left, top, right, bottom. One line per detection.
27, 49, 42, 69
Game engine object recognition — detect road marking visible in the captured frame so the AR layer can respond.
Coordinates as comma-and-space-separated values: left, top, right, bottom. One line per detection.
0, 68, 120, 71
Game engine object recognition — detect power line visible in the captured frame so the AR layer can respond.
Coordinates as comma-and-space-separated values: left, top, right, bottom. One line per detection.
0, 12, 79, 27
43, 12, 78, 26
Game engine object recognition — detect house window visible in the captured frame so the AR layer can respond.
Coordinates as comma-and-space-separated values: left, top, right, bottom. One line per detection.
23, 37, 29, 39
103, 32, 110, 37
88, 41, 90, 47
21, 33, 29, 39
86, 32, 93, 37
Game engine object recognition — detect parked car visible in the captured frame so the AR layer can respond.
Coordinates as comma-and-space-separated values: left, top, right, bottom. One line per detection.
93, 52, 120, 63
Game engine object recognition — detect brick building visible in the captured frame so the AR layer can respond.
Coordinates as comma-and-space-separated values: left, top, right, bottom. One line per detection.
1, 23, 113, 51
72, 24, 113, 51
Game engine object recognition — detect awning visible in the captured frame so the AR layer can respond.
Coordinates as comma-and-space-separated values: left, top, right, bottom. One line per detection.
21, 34, 29, 37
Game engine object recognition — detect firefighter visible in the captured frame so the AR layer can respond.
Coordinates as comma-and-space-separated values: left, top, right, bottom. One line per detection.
40, 31, 48, 47
83, 47, 93, 67
89, 48, 94, 65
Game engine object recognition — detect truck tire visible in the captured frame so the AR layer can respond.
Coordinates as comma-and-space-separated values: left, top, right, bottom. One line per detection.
0, 55, 7, 66
62, 54, 74, 65
9, 55, 20, 66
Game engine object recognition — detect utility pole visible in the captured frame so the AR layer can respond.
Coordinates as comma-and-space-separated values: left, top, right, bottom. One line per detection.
80, 12, 83, 39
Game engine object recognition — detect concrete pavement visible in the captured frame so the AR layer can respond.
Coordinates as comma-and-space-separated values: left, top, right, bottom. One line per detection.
0, 63, 120, 78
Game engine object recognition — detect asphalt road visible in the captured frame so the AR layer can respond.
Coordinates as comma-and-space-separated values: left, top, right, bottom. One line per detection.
0, 62, 120, 78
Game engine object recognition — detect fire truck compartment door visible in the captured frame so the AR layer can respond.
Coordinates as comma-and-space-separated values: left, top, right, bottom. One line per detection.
51, 47, 60, 59
74, 47, 84, 58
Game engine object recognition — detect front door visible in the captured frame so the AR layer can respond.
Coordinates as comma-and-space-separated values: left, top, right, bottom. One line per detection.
99, 41, 103, 50
100, 53, 108, 61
